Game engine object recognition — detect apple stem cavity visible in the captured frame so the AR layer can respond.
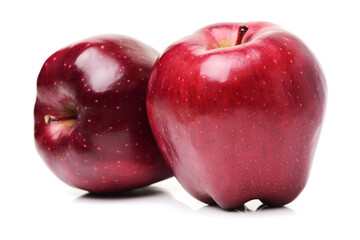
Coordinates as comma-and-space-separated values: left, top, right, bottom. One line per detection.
44, 114, 77, 124
235, 25, 249, 45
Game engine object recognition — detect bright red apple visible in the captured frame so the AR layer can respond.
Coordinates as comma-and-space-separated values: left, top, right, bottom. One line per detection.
147, 22, 327, 209
34, 35, 172, 193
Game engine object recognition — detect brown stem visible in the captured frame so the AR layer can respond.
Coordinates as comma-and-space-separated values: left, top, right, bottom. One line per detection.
235, 25, 249, 45
44, 114, 77, 124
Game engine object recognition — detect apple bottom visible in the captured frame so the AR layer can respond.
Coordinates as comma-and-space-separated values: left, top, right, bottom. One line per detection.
173, 162, 312, 209
151, 109, 320, 209
42, 152, 172, 194
177, 163, 311, 209
35, 131, 172, 194
193, 175, 309, 209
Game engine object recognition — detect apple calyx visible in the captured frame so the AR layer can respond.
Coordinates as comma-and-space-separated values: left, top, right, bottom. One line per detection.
235, 25, 249, 45
44, 114, 77, 124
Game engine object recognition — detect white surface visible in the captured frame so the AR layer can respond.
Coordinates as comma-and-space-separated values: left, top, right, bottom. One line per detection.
1, 0, 359, 239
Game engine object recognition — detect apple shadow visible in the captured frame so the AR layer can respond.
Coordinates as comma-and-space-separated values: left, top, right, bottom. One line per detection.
240, 203, 296, 216
74, 187, 295, 217
76, 186, 165, 201
196, 200, 296, 217
73, 185, 193, 212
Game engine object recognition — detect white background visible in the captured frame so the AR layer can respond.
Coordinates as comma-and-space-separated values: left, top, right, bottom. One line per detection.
1, 0, 359, 239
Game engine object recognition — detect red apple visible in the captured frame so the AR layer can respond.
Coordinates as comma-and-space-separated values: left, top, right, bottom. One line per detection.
147, 22, 327, 209
34, 35, 172, 193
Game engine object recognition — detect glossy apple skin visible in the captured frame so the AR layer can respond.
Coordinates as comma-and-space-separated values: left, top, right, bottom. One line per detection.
147, 22, 327, 209
34, 35, 172, 193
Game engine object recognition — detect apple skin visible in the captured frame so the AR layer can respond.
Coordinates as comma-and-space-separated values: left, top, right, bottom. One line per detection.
147, 22, 327, 209
34, 35, 172, 193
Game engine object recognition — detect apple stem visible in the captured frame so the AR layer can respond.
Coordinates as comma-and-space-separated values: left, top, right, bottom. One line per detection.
235, 25, 249, 45
44, 115, 77, 124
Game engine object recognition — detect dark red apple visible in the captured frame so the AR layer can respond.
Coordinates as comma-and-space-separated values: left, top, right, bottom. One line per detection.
34, 35, 172, 193
147, 22, 327, 209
